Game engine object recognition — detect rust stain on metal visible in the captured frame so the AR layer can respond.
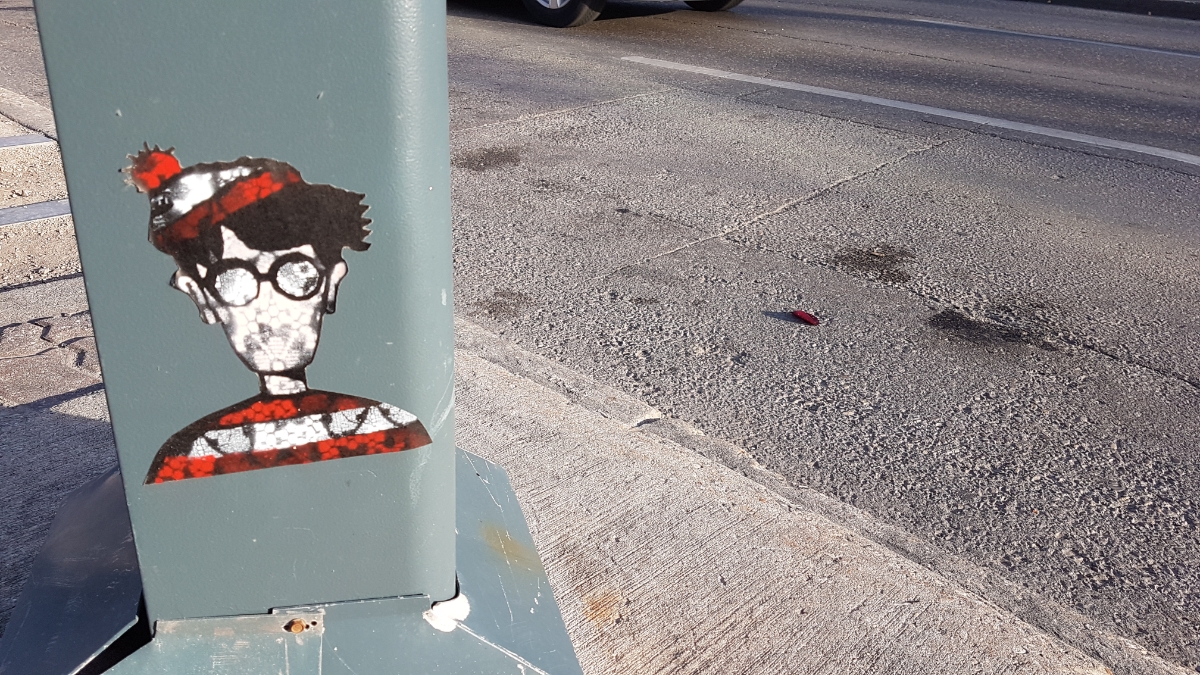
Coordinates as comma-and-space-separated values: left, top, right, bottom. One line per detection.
582, 588, 623, 628
284, 619, 306, 633
481, 522, 540, 571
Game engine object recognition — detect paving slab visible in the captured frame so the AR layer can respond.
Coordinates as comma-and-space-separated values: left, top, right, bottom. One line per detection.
0, 218, 81, 288
0, 142, 67, 209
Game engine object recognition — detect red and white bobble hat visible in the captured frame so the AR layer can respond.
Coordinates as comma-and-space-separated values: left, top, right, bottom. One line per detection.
124, 145, 302, 255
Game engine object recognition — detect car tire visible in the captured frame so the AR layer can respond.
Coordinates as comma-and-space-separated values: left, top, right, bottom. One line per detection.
684, 0, 744, 10
521, 0, 607, 27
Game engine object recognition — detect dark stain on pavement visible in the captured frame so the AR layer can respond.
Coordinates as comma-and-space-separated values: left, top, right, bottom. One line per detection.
471, 289, 533, 320
928, 309, 1057, 351
827, 245, 914, 283
581, 587, 623, 628
453, 146, 521, 172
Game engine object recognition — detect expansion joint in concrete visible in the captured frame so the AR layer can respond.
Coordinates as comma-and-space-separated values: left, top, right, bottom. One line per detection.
593, 142, 943, 283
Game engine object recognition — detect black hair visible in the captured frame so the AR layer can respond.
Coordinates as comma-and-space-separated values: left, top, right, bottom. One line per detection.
169, 181, 370, 279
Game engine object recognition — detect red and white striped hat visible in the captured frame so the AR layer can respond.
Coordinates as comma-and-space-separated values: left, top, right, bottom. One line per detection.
124, 144, 303, 255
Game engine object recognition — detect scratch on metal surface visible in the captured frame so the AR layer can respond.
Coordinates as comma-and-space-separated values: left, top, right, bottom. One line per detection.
483, 523, 541, 572
429, 376, 455, 436
481, 521, 539, 624
497, 573, 515, 623
409, 445, 431, 508
466, 453, 504, 510
335, 652, 361, 675
458, 624, 552, 675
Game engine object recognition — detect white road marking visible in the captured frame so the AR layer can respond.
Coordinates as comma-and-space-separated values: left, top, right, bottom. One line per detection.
911, 19, 1200, 60
0, 199, 71, 227
622, 56, 1200, 168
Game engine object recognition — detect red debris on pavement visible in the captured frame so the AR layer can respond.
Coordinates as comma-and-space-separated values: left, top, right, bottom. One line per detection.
792, 310, 820, 325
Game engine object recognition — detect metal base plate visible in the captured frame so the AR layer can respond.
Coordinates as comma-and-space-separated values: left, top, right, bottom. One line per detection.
0, 468, 141, 675
0, 450, 581, 675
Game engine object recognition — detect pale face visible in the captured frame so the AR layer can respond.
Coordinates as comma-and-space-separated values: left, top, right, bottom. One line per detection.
175, 226, 347, 376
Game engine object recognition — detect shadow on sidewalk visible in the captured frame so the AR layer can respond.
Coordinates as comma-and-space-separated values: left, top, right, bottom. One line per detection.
0, 386, 117, 640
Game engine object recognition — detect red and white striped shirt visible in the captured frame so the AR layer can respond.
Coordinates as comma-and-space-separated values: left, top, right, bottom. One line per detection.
146, 391, 431, 484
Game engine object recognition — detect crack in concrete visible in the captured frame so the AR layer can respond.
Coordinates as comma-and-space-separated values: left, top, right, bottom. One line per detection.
0, 348, 57, 360
1062, 335, 1200, 391
592, 141, 943, 282
890, 286, 1200, 392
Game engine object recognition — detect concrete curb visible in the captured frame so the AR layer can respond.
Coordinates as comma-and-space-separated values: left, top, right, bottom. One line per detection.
0, 87, 56, 140
455, 328, 1104, 674
453, 318, 1188, 675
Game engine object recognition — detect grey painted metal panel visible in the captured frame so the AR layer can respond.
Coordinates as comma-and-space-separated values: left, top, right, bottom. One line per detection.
35, 0, 456, 623
0, 198, 70, 226
0, 468, 141, 675
315, 450, 580, 674
109, 592, 547, 675
319, 596, 534, 675
107, 611, 325, 674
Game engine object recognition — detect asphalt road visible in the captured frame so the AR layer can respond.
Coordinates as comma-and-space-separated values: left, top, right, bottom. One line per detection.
441, 0, 1200, 671
2, 0, 1198, 671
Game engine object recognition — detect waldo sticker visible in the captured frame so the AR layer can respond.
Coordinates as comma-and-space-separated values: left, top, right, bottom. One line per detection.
125, 145, 432, 484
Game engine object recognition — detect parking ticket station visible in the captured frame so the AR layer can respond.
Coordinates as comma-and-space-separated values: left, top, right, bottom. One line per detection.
0, 1, 581, 673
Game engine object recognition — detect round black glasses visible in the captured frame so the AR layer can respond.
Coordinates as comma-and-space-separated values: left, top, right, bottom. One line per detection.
205, 253, 325, 307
